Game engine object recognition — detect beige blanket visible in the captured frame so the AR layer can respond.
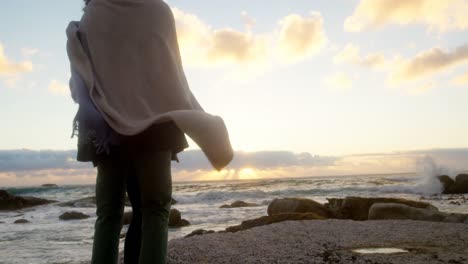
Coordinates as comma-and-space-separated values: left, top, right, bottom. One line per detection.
66, 0, 233, 171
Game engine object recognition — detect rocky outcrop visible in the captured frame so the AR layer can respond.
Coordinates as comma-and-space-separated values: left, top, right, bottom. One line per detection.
59, 211, 90, 221
225, 212, 326, 233
267, 197, 331, 218
41, 184, 58, 188
14, 219, 30, 224
439, 174, 468, 194
185, 229, 216, 238
325, 196, 437, 220
368, 203, 468, 223
169, 208, 190, 228
437, 175, 454, 192
0, 190, 56, 211
220, 200, 259, 208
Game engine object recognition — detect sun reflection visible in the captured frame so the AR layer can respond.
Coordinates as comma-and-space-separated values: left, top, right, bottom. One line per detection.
238, 168, 259, 180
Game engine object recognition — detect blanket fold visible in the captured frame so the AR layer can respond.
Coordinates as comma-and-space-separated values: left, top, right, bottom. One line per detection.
67, 0, 233, 170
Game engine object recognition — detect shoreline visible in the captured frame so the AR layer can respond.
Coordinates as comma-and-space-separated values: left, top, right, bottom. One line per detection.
2, 174, 468, 264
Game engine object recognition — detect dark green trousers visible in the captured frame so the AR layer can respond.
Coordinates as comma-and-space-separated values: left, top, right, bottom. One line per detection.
91, 149, 172, 264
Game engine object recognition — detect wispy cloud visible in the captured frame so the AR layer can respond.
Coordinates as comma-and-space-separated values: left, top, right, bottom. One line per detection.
345, 0, 468, 33
323, 72, 353, 90
450, 71, 468, 86
48, 79, 69, 96
20, 48, 39, 58
334, 43, 387, 71
0, 43, 33, 86
332, 42, 468, 93
389, 43, 468, 83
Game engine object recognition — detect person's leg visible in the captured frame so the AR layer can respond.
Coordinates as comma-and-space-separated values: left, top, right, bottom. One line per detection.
124, 174, 142, 264
91, 153, 128, 264
133, 150, 172, 264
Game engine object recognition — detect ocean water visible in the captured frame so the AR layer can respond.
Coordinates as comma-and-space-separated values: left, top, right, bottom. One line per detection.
1, 172, 467, 264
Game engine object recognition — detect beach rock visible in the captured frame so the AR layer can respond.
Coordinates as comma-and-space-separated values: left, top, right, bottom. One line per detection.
178, 219, 190, 227
325, 196, 437, 220
59, 211, 90, 221
123, 211, 133, 225
369, 203, 445, 222
185, 229, 216, 238
169, 208, 181, 223
225, 212, 326, 233
443, 213, 468, 223
437, 175, 455, 192
442, 174, 468, 194
267, 197, 331, 218
169, 209, 190, 228
41, 184, 58, 188
369, 203, 468, 223
220, 200, 259, 208
0, 190, 57, 211
14, 219, 30, 224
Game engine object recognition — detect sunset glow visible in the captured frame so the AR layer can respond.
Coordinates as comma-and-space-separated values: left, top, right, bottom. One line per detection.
0, 0, 467, 185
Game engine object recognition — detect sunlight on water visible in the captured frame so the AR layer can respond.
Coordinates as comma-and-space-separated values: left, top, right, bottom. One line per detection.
352, 248, 409, 254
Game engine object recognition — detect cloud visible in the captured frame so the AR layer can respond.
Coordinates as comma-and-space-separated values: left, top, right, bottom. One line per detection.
323, 72, 353, 90
333, 43, 360, 64
173, 150, 338, 171
390, 43, 468, 82
241, 11, 256, 29
1, 148, 467, 185
0, 169, 97, 187
278, 12, 328, 61
172, 8, 327, 66
0, 149, 337, 173
333, 43, 468, 93
408, 81, 437, 94
345, 0, 468, 32
451, 71, 468, 86
48, 79, 69, 96
205, 29, 268, 64
333, 43, 387, 70
0, 43, 33, 85
0, 150, 90, 172
173, 7, 268, 66
21, 48, 39, 58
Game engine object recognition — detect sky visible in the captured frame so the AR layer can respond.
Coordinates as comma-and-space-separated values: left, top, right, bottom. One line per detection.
1, 0, 468, 186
